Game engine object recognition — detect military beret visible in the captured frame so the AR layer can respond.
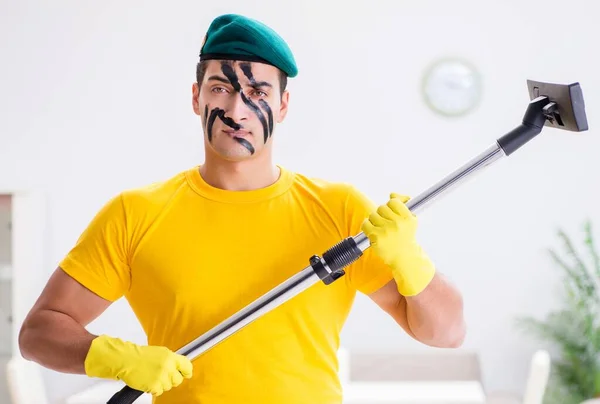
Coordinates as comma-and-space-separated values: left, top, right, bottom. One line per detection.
199, 14, 298, 78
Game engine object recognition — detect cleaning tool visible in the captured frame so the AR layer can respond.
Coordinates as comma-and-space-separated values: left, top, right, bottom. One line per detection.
107, 79, 589, 404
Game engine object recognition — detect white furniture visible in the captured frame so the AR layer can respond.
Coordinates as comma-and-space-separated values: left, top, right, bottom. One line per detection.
349, 351, 482, 382
5, 356, 49, 404
522, 349, 551, 404
65, 379, 486, 404
343, 381, 486, 403
485, 349, 552, 404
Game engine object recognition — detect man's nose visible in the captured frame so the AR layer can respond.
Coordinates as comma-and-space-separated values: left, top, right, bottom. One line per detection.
227, 93, 250, 123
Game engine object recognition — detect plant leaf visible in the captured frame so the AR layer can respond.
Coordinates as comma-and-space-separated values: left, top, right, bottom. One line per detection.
516, 221, 600, 404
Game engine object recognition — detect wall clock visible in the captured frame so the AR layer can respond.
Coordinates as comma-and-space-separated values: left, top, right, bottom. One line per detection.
422, 58, 482, 117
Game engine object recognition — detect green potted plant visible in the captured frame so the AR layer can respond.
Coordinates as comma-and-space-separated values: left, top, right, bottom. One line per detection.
515, 220, 600, 404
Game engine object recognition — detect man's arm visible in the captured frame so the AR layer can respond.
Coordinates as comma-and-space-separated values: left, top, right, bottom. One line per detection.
20, 266, 194, 396
368, 275, 466, 348
359, 192, 466, 348
18, 266, 111, 374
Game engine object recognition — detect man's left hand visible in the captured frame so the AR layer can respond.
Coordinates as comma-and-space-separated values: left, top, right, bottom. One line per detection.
361, 193, 436, 296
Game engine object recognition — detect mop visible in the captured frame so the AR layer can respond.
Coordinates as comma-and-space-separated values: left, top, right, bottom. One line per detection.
107, 79, 589, 404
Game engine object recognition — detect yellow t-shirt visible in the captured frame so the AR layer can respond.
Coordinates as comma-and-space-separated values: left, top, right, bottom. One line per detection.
59, 165, 394, 404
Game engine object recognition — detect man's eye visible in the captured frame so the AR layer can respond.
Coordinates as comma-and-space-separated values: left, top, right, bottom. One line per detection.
252, 90, 268, 97
212, 87, 228, 93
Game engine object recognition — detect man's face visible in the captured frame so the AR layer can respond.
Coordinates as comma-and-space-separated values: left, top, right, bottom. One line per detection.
192, 60, 289, 161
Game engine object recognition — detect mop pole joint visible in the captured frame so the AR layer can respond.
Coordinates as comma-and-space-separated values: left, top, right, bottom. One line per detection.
310, 237, 363, 285
496, 95, 549, 156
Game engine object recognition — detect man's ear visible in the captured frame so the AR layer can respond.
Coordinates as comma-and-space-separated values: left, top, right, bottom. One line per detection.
192, 82, 202, 116
277, 90, 290, 123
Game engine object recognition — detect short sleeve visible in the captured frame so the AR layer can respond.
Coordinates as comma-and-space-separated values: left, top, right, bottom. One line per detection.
59, 193, 131, 302
344, 185, 394, 295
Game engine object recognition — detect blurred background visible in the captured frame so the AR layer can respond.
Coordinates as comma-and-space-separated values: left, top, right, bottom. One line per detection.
1, 0, 599, 403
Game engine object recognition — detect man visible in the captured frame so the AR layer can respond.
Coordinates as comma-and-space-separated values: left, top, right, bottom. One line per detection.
18, 13, 465, 404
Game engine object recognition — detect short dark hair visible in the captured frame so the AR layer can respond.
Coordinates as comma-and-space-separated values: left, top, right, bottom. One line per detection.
195, 60, 288, 97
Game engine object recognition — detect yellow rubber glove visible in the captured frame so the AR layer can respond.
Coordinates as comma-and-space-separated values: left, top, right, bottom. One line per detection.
84, 334, 193, 396
361, 193, 436, 296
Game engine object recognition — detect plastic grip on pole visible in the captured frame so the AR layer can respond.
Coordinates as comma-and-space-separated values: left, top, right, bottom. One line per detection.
106, 385, 144, 404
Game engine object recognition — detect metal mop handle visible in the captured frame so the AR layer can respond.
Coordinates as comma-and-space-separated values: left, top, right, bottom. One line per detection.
107, 87, 584, 404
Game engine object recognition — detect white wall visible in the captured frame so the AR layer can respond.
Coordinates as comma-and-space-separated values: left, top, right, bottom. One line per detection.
2, 0, 600, 402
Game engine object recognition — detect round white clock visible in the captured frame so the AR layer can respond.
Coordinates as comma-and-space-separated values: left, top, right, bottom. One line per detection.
422, 58, 482, 117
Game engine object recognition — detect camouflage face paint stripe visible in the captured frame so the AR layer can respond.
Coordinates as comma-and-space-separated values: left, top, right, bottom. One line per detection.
240, 63, 274, 139
221, 62, 270, 143
206, 107, 241, 142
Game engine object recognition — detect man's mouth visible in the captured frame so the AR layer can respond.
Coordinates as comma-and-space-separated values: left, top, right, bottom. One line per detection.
223, 129, 251, 138
221, 129, 255, 154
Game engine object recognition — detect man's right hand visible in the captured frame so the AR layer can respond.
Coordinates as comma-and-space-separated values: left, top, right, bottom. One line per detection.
84, 334, 193, 396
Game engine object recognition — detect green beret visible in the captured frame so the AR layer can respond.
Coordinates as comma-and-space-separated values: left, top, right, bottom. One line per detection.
199, 14, 298, 78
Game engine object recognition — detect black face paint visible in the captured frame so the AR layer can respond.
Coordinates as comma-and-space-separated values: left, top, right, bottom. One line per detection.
234, 137, 255, 154
221, 62, 271, 143
206, 107, 219, 142
206, 106, 242, 142
240, 63, 274, 139
258, 99, 273, 137
216, 109, 241, 131
206, 106, 252, 154
239, 63, 255, 84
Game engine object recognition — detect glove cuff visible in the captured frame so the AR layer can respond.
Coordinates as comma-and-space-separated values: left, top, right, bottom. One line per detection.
390, 245, 436, 296
84, 334, 131, 380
